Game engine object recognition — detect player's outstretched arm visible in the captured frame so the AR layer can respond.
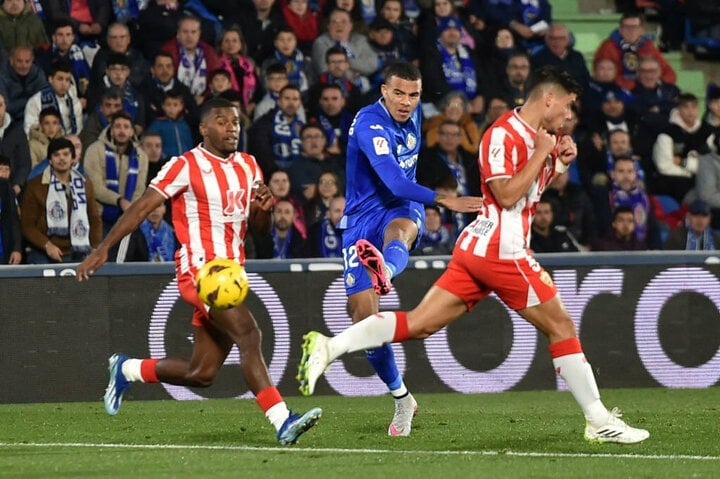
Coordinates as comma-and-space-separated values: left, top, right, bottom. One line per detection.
435, 195, 484, 213
76, 188, 166, 281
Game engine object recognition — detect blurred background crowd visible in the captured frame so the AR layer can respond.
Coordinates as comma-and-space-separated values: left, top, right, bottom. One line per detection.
1, 0, 720, 264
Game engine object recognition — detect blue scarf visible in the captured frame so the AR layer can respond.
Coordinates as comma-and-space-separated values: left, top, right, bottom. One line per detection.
272, 226, 293, 259
685, 221, 715, 250
274, 49, 306, 90
319, 217, 342, 257
439, 152, 468, 195
437, 42, 477, 99
317, 110, 352, 150
40, 87, 78, 134
270, 109, 303, 169
102, 144, 139, 224
610, 29, 647, 82
610, 182, 649, 241
140, 218, 175, 261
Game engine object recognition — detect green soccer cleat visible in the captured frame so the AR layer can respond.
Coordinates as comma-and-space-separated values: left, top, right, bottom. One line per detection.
297, 331, 330, 396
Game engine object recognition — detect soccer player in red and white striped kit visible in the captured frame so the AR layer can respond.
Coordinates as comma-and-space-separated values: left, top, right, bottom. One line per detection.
299, 67, 649, 444
78, 97, 321, 445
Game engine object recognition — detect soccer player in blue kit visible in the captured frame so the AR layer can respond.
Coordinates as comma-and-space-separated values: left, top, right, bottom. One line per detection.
299, 62, 482, 436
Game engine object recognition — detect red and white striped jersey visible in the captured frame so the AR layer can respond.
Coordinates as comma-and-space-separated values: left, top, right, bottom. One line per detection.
149, 145, 263, 275
457, 109, 556, 260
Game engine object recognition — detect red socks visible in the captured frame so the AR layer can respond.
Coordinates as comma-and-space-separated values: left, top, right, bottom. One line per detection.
548, 337, 582, 358
393, 311, 409, 342
140, 359, 159, 383
256, 386, 284, 413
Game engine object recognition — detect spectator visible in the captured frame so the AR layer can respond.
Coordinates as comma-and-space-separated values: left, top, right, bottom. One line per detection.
21, 137, 102, 263
663, 200, 720, 250
413, 204, 454, 256
582, 58, 633, 122
217, 27, 258, 113
79, 87, 123, 154
160, 14, 221, 105
652, 93, 708, 203
423, 91, 482, 156
579, 128, 646, 199
41, 0, 110, 43
204, 69, 233, 100
530, 196, 580, 253
135, 0, 183, 61
478, 95, 511, 134
312, 8, 378, 89
141, 52, 200, 131
147, 89, 194, 159
35, 19, 91, 107
267, 169, 307, 240
91, 22, 150, 91
512, 0, 552, 53
692, 133, 720, 229
28, 132, 84, 180
417, 0, 477, 52
287, 123, 345, 202
0, 46, 48, 124
139, 202, 176, 261
281, 0, 320, 56
366, 16, 407, 91
305, 195, 345, 258
237, 0, 287, 65
608, 155, 651, 245
24, 60, 83, 137
544, 170, 597, 250
139, 131, 168, 185
591, 205, 646, 251
531, 23, 591, 89
593, 11, 676, 91
307, 46, 365, 115
0, 91, 31, 196
703, 83, 720, 140
87, 53, 146, 133
304, 171, 341, 227
321, 0, 371, 33
83, 111, 148, 232
248, 84, 305, 174
254, 63, 298, 121
583, 90, 639, 156
491, 50, 532, 109
0, 0, 49, 57
0, 170, 22, 264
261, 27, 315, 97
269, 198, 306, 258
477, 27, 522, 97
376, 0, 417, 63
420, 16, 484, 115
29, 107, 64, 168
310, 84, 353, 156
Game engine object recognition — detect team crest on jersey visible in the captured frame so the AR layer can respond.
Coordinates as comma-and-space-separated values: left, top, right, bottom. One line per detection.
373, 137, 390, 155
407, 133, 417, 149
539, 270, 554, 288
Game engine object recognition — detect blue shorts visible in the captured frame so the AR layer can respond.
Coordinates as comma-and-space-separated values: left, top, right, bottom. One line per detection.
341, 201, 425, 295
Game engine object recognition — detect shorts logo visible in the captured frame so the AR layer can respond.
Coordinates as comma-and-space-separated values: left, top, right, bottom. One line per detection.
373, 137, 390, 155
346, 273, 355, 287
539, 270, 554, 288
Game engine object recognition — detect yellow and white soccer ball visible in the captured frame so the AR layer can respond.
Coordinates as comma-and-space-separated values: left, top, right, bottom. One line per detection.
195, 258, 249, 309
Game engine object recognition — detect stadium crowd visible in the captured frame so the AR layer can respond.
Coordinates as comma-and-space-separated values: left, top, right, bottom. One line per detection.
1, 0, 720, 264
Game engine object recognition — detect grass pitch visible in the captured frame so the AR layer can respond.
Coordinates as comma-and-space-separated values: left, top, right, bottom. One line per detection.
1, 388, 718, 478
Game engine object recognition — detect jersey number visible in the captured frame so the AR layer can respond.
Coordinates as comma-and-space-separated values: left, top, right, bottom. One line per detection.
342, 246, 359, 270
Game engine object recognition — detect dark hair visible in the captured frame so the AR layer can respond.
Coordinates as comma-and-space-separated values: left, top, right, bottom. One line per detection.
382, 61, 421, 83
279, 84, 302, 97
109, 110, 133, 125
0, 154, 11, 167
52, 18, 75, 33
300, 122, 327, 140
47, 137, 75, 159
153, 51, 174, 65
620, 11, 645, 25
39, 106, 62, 122
177, 13, 201, 30
677, 92, 699, 106
275, 26, 297, 39
527, 66, 582, 97
200, 97, 237, 122
162, 88, 185, 102
101, 86, 125, 101
264, 62, 288, 77
208, 68, 231, 83
613, 155, 636, 168
106, 52, 130, 68
49, 59, 73, 77
613, 205, 634, 219
325, 45, 348, 63
319, 83, 344, 98
218, 89, 244, 104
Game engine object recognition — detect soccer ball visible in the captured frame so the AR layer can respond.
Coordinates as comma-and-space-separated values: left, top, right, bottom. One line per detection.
195, 258, 249, 309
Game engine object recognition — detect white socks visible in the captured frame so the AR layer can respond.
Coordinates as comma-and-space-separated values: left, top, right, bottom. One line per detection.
266, 402, 291, 431
121, 358, 143, 382
328, 312, 398, 361
553, 352, 610, 426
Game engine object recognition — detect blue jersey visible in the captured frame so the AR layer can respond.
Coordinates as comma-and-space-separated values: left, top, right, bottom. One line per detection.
340, 99, 435, 228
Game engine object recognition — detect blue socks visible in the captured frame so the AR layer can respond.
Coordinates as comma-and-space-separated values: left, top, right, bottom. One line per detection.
383, 239, 409, 279
366, 344, 402, 391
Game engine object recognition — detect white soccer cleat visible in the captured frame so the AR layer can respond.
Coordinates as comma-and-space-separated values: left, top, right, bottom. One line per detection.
388, 393, 418, 437
584, 407, 650, 444
297, 331, 331, 396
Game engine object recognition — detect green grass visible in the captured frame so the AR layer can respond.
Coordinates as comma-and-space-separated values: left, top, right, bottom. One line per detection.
1, 389, 718, 478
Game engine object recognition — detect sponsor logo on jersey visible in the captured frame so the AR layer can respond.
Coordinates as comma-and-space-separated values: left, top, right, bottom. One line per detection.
373, 137, 390, 155
398, 154, 418, 169
369, 124, 384, 130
